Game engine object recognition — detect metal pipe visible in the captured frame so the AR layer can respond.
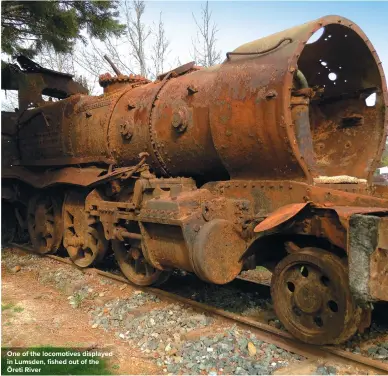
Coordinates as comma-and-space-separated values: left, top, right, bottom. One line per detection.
120, 230, 142, 240
104, 55, 122, 76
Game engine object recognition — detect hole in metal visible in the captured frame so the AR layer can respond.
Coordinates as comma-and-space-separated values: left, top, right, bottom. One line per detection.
287, 282, 295, 292
300, 266, 309, 277
307, 28, 325, 44
321, 61, 327, 66
328, 72, 337, 81
321, 276, 330, 286
314, 316, 323, 327
365, 93, 376, 107
328, 300, 339, 312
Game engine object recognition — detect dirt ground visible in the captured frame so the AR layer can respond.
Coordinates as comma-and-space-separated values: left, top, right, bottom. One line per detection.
1, 254, 160, 374
1, 247, 385, 375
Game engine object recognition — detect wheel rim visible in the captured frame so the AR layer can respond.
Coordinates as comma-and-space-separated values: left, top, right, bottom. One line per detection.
271, 248, 359, 345
63, 192, 108, 268
28, 194, 63, 254
113, 240, 170, 286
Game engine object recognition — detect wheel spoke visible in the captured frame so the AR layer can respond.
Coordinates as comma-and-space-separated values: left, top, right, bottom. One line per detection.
134, 258, 141, 273
144, 263, 154, 277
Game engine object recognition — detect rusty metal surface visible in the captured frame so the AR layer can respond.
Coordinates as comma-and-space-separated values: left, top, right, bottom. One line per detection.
2, 56, 87, 111
157, 61, 196, 80
112, 237, 171, 286
1, 166, 137, 188
254, 203, 308, 233
254, 201, 388, 234
27, 193, 63, 254
3, 16, 386, 182
271, 248, 361, 345
372, 184, 388, 199
192, 219, 245, 284
63, 190, 108, 267
2, 15, 388, 344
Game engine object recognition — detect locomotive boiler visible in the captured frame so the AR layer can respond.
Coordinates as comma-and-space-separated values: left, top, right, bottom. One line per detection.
2, 15, 388, 345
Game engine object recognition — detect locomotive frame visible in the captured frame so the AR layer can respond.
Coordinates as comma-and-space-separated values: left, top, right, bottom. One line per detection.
2, 15, 388, 346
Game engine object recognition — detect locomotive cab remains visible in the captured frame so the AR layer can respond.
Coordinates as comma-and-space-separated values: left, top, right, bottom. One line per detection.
2, 15, 387, 346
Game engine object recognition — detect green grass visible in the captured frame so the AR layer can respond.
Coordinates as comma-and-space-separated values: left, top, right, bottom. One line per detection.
70, 292, 86, 309
1, 303, 15, 311
1, 346, 113, 375
2, 303, 24, 313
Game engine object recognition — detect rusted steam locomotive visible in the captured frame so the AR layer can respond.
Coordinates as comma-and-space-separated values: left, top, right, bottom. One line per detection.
2, 15, 388, 345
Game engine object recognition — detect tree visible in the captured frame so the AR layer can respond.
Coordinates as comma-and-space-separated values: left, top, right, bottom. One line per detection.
151, 12, 170, 78
36, 46, 75, 75
192, 1, 221, 67
123, 0, 151, 77
1, 1, 125, 58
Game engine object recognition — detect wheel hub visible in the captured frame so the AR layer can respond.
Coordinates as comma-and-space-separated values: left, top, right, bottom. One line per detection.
294, 282, 322, 314
113, 239, 171, 286
63, 191, 108, 268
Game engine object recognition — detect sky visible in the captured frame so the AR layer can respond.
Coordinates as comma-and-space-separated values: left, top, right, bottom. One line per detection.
137, 1, 388, 77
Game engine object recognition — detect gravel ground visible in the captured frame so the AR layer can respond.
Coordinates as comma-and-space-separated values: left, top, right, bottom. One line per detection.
340, 321, 388, 362
163, 274, 283, 329
4, 247, 387, 374
2, 248, 40, 270
89, 291, 302, 375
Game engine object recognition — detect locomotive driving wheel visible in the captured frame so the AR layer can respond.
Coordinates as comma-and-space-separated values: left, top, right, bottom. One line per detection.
271, 248, 362, 345
27, 193, 63, 254
63, 191, 108, 268
112, 239, 170, 286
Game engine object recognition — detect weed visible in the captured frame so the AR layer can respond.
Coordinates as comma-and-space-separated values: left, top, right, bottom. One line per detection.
70, 292, 86, 308
1, 303, 14, 311
13, 306, 24, 313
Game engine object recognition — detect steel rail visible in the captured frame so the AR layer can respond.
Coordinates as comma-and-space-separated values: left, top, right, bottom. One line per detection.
9, 243, 388, 374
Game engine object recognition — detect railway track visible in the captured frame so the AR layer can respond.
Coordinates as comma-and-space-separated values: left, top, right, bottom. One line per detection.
8, 242, 388, 374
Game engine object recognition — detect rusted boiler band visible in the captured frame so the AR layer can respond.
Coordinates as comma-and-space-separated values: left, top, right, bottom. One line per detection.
109, 15, 387, 183
13, 16, 386, 188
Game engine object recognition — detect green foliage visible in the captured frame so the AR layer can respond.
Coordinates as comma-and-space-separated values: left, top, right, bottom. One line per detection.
1, 1, 125, 57
71, 292, 85, 308
1, 303, 14, 311
2, 302, 24, 313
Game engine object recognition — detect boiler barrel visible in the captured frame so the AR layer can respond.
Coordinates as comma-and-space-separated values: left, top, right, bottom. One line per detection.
16, 15, 386, 185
